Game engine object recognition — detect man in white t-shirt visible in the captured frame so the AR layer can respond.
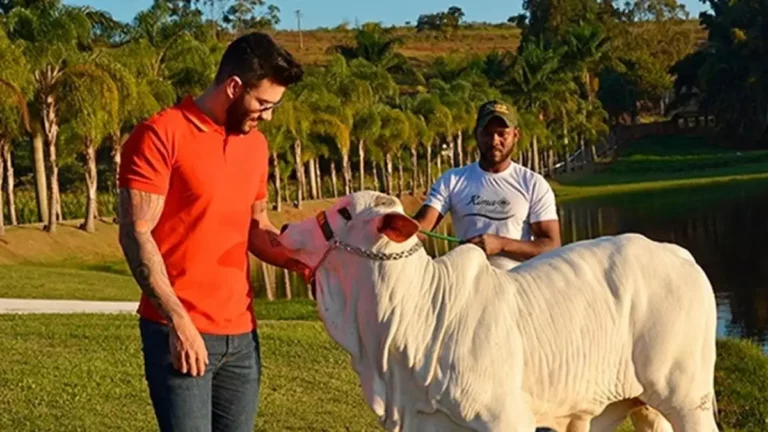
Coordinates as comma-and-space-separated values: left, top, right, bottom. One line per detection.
414, 100, 562, 271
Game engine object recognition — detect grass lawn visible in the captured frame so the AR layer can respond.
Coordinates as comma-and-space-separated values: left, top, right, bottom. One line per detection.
0, 313, 381, 431
0, 311, 640, 432
552, 136, 768, 201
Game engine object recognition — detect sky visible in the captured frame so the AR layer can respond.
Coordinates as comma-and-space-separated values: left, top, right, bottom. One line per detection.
63, 0, 711, 30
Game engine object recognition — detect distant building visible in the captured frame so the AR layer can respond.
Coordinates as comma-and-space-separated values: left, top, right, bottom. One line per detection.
666, 87, 716, 130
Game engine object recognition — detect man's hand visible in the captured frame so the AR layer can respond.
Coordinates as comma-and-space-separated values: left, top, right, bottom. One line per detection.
169, 317, 209, 377
462, 220, 562, 262
249, 199, 312, 280
463, 234, 506, 256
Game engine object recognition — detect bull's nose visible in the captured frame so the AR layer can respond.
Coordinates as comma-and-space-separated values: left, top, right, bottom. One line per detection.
280, 224, 289, 235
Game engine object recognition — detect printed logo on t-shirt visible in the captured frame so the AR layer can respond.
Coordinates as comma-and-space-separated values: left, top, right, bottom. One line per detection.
464, 194, 515, 221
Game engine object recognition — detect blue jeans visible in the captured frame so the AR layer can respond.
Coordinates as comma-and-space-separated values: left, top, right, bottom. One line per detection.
139, 318, 261, 432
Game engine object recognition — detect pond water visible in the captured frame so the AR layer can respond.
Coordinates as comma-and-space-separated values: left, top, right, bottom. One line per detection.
254, 179, 768, 349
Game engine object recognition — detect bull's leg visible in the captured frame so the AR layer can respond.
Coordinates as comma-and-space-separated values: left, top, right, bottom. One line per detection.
628, 405, 673, 432
664, 408, 719, 432
482, 403, 537, 432
589, 399, 644, 432
564, 417, 591, 432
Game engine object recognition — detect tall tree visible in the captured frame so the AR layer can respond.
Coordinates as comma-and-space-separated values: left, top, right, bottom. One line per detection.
4, 1, 98, 232
57, 62, 119, 232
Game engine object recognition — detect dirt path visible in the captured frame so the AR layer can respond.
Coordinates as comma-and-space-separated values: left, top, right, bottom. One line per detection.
0, 298, 138, 314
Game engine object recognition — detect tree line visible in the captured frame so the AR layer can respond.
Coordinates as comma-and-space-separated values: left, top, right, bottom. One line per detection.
0, 0, 754, 236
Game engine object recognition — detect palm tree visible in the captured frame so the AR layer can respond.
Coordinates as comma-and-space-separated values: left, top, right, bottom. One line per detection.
412, 93, 453, 183
373, 105, 409, 195
5, 2, 99, 232
57, 62, 119, 232
330, 22, 423, 88
0, 27, 32, 228
266, 89, 309, 208
352, 105, 381, 191
403, 111, 429, 195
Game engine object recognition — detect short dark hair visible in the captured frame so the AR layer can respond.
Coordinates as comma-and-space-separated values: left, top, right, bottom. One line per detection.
215, 32, 304, 88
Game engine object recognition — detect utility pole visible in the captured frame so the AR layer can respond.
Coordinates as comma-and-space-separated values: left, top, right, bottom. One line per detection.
295, 9, 304, 50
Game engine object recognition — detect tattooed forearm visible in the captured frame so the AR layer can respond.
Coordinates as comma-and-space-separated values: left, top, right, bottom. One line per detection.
117, 188, 188, 324
248, 199, 305, 273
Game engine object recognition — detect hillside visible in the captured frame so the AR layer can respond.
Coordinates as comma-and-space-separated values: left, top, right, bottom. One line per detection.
266, 21, 707, 66
269, 25, 523, 65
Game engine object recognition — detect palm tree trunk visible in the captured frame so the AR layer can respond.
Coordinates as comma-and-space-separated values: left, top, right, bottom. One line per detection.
372, 163, 379, 192
111, 132, 124, 222
300, 160, 308, 201
397, 153, 404, 197
358, 140, 365, 191
548, 148, 555, 176
2, 141, 16, 225
293, 139, 303, 209
532, 136, 540, 173
456, 132, 464, 168
308, 157, 318, 200
436, 147, 442, 175
315, 158, 323, 199
330, 160, 339, 198
31, 131, 47, 224
385, 153, 393, 195
283, 173, 290, 207
82, 140, 98, 233
283, 268, 292, 300
526, 149, 533, 169
262, 261, 275, 301
342, 148, 351, 195
41, 89, 60, 233
0, 144, 4, 236
449, 137, 455, 168
271, 151, 281, 212
426, 143, 433, 184
410, 145, 418, 195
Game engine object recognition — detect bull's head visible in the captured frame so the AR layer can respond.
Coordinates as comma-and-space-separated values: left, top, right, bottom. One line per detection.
278, 191, 424, 418
278, 191, 422, 281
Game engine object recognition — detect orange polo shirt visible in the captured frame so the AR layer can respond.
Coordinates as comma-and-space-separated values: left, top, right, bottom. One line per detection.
118, 96, 269, 335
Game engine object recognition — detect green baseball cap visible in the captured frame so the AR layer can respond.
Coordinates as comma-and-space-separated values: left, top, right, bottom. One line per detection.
475, 100, 519, 132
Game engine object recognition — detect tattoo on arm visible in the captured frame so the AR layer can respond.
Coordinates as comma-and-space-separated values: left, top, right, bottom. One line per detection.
117, 188, 187, 324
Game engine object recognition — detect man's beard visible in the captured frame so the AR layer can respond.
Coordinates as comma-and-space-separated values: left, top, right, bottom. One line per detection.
225, 93, 256, 135
479, 145, 514, 166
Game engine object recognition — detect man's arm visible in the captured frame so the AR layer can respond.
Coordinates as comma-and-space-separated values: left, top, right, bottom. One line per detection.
413, 172, 453, 240
464, 220, 561, 262
412, 205, 445, 241
248, 199, 310, 278
117, 188, 189, 324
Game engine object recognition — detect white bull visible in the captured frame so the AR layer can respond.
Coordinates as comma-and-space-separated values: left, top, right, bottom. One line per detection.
278, 191, 720, 432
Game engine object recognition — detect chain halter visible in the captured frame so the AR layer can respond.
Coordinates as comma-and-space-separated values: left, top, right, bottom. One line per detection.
308, 210, 424, 296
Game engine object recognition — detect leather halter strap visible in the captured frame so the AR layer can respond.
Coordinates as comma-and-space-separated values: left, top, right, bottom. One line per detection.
316, 211, 334, 242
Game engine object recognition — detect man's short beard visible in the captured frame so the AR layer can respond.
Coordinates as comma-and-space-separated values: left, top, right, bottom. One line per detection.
479, 146, 515, 165
225, 92, 250, 135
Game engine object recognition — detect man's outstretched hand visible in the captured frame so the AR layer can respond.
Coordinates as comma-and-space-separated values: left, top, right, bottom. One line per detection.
462, 234, 506, 256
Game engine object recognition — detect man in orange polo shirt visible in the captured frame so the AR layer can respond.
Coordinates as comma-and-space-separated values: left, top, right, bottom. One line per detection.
117, 32, 306, 432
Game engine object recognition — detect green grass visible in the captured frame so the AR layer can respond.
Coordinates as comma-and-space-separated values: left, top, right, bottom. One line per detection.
5, 312, 765, 431
0, 314, 380, 431
552, 136, 768, 201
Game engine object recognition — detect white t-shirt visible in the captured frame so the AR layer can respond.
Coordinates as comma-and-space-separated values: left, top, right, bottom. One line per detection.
423, 162, 559, 270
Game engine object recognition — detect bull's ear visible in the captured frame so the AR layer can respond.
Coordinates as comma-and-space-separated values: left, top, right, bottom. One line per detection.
377, 212, 421, 243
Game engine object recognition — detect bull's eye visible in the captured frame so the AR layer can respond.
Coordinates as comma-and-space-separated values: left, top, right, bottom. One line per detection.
337, 207, 352, 221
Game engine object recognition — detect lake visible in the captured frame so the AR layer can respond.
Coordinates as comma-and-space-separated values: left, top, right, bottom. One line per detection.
254, 179, 768, 349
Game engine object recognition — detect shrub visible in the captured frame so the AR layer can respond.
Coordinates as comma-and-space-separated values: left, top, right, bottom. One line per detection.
715, 338, 768, 431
